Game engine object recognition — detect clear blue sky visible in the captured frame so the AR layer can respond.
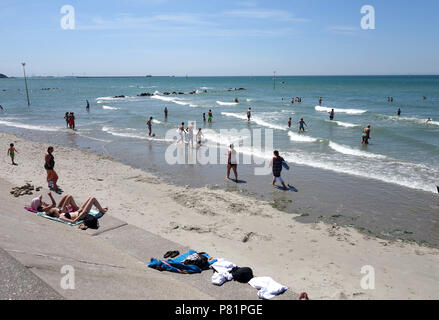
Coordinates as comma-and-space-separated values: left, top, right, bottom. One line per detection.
1, 0, 439, 76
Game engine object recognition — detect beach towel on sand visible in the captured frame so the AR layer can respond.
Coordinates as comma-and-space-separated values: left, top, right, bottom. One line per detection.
148, 250, 217, 274
25, 207, 102, 226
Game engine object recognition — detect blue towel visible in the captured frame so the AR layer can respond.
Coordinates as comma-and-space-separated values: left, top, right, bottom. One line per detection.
37, 210, 102, 226
148, 250, 217, 274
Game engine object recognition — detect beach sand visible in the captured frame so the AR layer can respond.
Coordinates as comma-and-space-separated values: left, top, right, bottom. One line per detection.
1, 130, 438, 300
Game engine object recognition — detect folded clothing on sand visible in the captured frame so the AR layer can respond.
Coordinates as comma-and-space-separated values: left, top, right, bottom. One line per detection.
148, 250, 217, 274
211, 259, 236, 286
248, 276, 288, 299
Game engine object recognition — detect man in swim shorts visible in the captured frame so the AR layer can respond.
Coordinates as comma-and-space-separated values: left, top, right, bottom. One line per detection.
329, 109, 335, 120
147, 117, 153, 136
208, 110, 213, 123
247, 108, 251, 121
362, 125, 371, 144
297, 118, 307, 132
270, 150, 288, 190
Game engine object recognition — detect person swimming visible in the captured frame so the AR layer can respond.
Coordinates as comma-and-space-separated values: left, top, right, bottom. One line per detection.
235, 98, 239, 103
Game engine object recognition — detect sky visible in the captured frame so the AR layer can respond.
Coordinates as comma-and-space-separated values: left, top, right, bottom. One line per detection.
1, 0, 439, 77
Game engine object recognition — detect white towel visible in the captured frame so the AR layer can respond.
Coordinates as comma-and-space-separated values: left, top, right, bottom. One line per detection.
248, 276, 288, 299
210, 259, 236, 286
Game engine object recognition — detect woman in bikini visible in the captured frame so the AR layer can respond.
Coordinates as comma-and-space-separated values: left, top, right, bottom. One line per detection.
31, 192, 79, 214
46, 196, 108, 223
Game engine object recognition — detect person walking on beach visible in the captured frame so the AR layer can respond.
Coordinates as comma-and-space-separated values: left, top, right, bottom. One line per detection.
44, 146, 59, 192
329, 109, 335, 121
247, 108, 252, 121
187, 122, 195, 148
297, 118, 307, 132
270, 150, 288, 190
64, 112, 70, 128
196, 128, 203, 146
164, 107, 168, 119
226, 144, 238, 181
397, 108, 401, 116
86, 100, 90, 112
208, 110, 213, 123
7, 143, 18, 165
177, 122, 186, 144
147, 117, 153, 136
288, 118, 292, 128
362, 125, 371, 145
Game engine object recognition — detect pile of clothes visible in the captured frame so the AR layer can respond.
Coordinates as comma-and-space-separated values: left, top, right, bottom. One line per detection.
148, 251, 290, 299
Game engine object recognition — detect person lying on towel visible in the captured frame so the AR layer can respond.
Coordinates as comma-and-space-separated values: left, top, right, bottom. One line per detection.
45, 196, 108, 224
31, 192, 78, 214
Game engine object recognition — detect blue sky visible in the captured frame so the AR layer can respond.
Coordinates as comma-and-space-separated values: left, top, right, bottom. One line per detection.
1, 0, 439, 76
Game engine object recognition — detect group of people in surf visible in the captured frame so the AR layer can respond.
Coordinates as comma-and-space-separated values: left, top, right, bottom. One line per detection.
64, 112, 76, 130
291, 97, 302, 104
176, 121, 203, 147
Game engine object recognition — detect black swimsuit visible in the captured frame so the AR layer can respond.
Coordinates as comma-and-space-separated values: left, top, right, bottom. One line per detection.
44, 154, 55, 170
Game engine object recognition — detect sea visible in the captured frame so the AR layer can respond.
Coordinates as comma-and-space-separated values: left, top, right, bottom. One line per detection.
1, 75, 438, 194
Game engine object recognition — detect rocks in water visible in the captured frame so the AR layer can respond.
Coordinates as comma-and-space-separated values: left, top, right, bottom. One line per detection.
178, 92, 185, 95
228, 88, 246, 91
171, 91, 177, 95
114, 95, 125, 98
10, 183, 41, 197
0, 73, 8, 78
163, 92, 170, 95
137, 92, 153, 97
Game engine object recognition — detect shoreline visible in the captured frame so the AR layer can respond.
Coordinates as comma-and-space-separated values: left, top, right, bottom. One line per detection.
3, 124, 439, 247
1, 129, 439, 299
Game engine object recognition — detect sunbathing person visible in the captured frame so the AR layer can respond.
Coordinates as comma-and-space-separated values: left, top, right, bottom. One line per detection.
46, 196, 108, 223
31, 192, 79, 214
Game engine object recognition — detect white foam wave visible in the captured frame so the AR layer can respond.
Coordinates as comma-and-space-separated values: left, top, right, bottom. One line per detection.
315, 106, 367, 115
329, 142, 387, 159
102, 105, 120, 110
385, 115, 439, 126
152, 119, 161, 124
221, 112, 247, 121
217, 101, 238, 106
325, 120, 359, 128
151, 95, 177, 102
0, 120, 60, 132
288, 131, 318, 142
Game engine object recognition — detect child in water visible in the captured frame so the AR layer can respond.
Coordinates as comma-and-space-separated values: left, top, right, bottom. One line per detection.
7, 143, 18, 165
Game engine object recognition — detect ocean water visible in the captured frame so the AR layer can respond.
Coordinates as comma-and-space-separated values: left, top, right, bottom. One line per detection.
1, 75, 439, 193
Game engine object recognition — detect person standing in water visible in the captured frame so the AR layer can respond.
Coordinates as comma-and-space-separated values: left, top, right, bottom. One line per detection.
69, 112, 75, 130
187, 122, 194, 148
164, 107, 168, 119
64, 112, 70, 128
86, 100, 90, 112
270, 150, 288, 190
208, 110, 213, 123
177, 122, 186, 144
319, 97, 322, 106
397, 108, 401, 116
7, 143, 18, 165
146, 117, 153, 136
247, 108, 252, 121
288, 118, 292, 128
362, 125, 371, 145
226, 144, 238, 181
203, 113, 206, 123
196, 128, 203, 146
329, 109, 335, 121
297, 118, 307, 132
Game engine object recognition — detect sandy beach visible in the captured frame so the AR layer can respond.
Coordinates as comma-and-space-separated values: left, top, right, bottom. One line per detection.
1, 129, 439, 300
